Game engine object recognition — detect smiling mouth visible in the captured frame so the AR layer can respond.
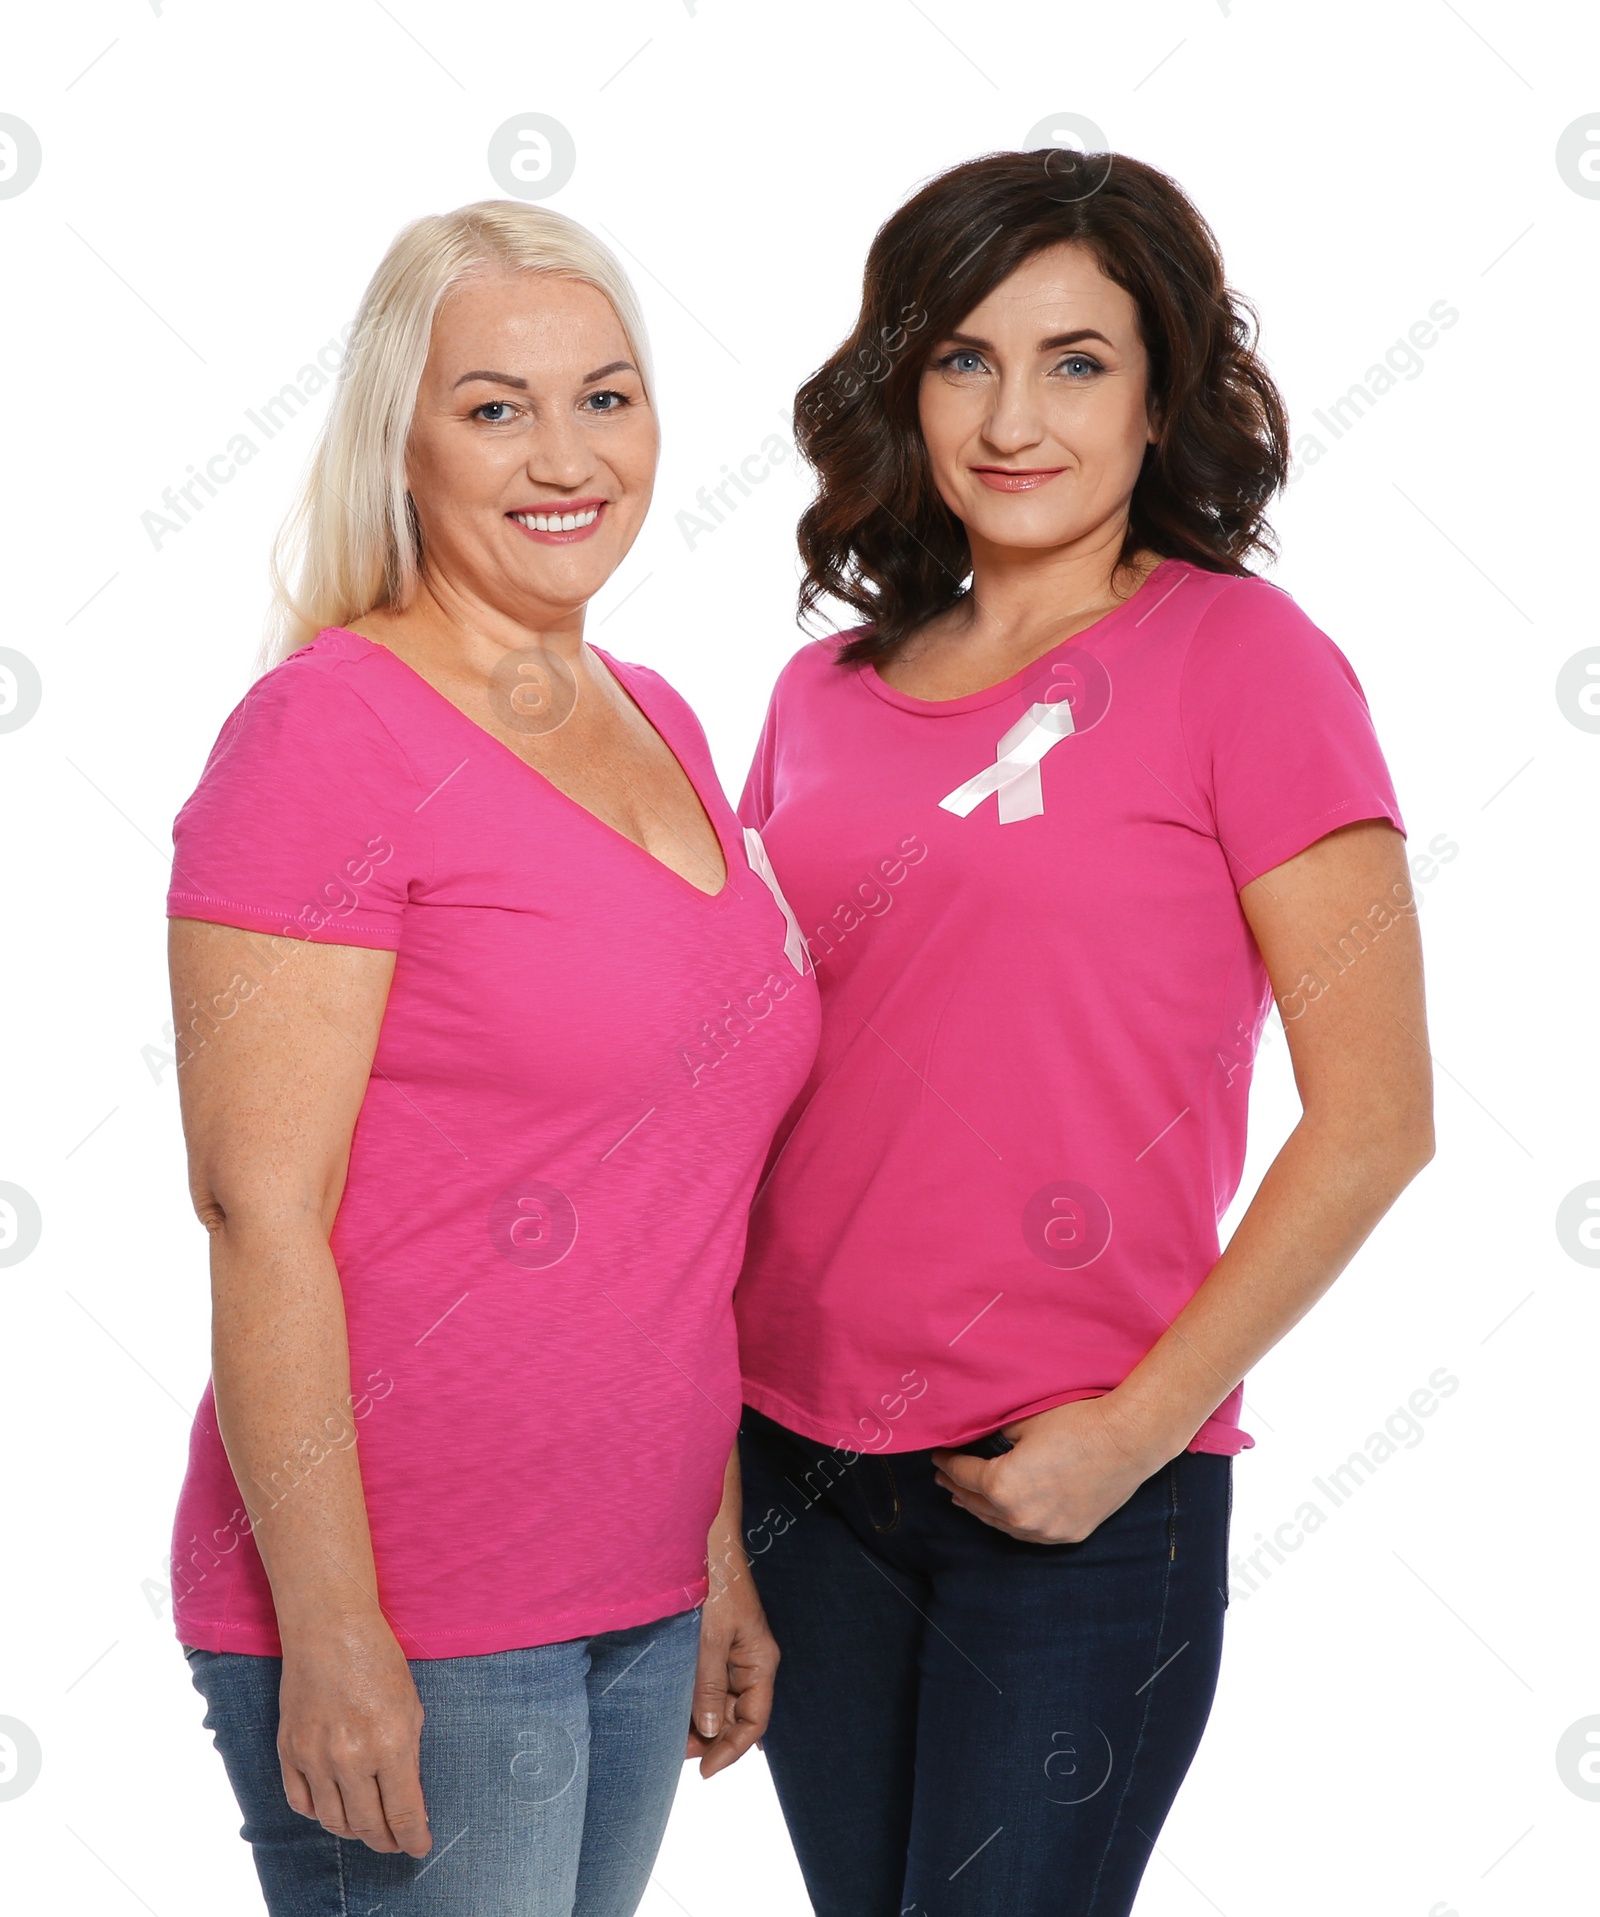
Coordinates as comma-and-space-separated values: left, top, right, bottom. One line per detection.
507, 502, 607, 542
971, 467, 1068, 493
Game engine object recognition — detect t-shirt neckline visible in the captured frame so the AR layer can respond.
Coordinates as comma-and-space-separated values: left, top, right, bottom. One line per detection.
855, 557, 1188, 717
318, 627, 736, 906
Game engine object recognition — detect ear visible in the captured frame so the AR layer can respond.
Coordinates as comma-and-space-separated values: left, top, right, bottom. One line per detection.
1145, 399, 1163, 445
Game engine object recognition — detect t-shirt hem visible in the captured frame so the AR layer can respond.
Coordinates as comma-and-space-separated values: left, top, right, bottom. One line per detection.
166, 891, 403, 951
1224, 797, 1406, 892
174, 1575, 708, 1659
741, 1376, 1253, 1458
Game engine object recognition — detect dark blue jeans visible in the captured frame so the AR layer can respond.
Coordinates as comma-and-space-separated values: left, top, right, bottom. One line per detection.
739, 1404, 1232, 1916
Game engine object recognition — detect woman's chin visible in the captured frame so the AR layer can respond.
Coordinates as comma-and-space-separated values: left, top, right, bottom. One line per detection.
509, 549, 626, 610
966, 514, 1085, 554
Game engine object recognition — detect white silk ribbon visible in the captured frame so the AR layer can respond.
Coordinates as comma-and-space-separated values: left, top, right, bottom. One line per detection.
743, 826, 810, 973
938, 699, 1077, 823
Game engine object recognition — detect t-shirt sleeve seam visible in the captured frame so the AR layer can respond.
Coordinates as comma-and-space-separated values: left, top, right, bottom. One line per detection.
1223, 795, 1406, 890
172, 653, 433, 930
743, 640, 834, 826
1175, 575, 1258, 830
741, 678, 783, 830
1173, 579, 1406, 885
316, 654, 440, 898
166, 890, 404, 948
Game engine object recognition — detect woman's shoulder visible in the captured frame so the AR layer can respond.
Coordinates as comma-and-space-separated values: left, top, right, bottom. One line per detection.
193, 629, 416, 799
231, 628, 412, 738
171, 628, 426, 937
251, 626, 388, 700
1179, 563, 1322, 634
1177, 566, 1372, 719
1175, 565, 1352, 672
767, 630, 869, 699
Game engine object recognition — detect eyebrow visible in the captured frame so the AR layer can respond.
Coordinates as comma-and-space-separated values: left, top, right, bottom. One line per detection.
452, 360, 638, 391
942, 328, 1115, 352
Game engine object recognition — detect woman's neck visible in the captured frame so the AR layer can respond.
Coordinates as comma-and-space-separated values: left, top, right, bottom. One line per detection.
876, 538, 1164, 701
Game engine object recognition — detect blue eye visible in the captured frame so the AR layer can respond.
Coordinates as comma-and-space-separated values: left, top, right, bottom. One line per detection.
939, 349, 986, 374
474, 400, 516, 422
584, 389, 628, 412
1059, 354, 1103, 378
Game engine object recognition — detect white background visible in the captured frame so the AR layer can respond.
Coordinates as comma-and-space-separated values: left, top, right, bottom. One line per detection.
2, 2, 1596, 1913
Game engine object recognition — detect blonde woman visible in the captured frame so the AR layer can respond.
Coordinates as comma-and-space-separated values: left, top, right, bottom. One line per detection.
167, 202, 819, 1916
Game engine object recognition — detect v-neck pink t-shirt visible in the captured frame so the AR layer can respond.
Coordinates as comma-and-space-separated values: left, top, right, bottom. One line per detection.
735, 561, 1404, 1458
166, 628, 820, 1657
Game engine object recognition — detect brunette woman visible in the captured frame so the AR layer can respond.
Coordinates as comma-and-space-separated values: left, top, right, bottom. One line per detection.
735, 150, 1432, 1915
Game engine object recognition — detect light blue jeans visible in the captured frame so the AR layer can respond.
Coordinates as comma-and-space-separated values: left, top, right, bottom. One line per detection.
184, 1606, 702, 1917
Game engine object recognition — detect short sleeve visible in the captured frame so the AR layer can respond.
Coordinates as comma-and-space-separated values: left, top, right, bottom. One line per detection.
738, 685, 779, 832
739, 635, 861, 832
167, 654, 430, 949
1179, 579, 1406, 891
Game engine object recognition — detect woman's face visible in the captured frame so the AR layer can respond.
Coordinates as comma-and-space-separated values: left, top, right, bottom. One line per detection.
917, 241, 1158, 558
405, 268, 657, 623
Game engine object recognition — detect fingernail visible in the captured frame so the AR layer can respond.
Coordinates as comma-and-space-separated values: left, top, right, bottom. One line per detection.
698, 1712, 719, 1737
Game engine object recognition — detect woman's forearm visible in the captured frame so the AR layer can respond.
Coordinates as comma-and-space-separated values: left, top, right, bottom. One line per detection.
1106, 1105, 1435, 1468
208, 1212, 387, 1645
690, 1436, 779, 1772
706, 1439, 749, 1600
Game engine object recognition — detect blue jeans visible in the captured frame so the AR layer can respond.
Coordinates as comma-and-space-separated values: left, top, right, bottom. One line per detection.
738, 1405, 1232, 1916
183, 1606, 701, 1917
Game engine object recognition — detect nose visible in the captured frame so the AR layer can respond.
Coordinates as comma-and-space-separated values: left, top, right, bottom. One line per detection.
982, 367, 1048, 458
521, 408, 597, 493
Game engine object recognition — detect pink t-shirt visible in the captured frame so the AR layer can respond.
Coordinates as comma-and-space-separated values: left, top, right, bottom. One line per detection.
735, 560, 1404, 1458
167, 629, 819, 1657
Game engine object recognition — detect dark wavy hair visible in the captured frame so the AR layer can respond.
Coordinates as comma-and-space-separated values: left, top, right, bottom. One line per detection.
794, 149, 1291, 663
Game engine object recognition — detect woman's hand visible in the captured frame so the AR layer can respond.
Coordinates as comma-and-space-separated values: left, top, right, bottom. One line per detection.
277, 1617, 431, 1856
688, 1443, 778, 1777
686, 1569, 780, 1779
930, 1394, 1175, 1545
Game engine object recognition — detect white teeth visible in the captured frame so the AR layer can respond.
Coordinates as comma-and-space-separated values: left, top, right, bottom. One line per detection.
513, 507, 600, 532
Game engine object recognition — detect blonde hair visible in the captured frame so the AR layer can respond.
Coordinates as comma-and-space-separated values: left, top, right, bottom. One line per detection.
262, 200, 654, 668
